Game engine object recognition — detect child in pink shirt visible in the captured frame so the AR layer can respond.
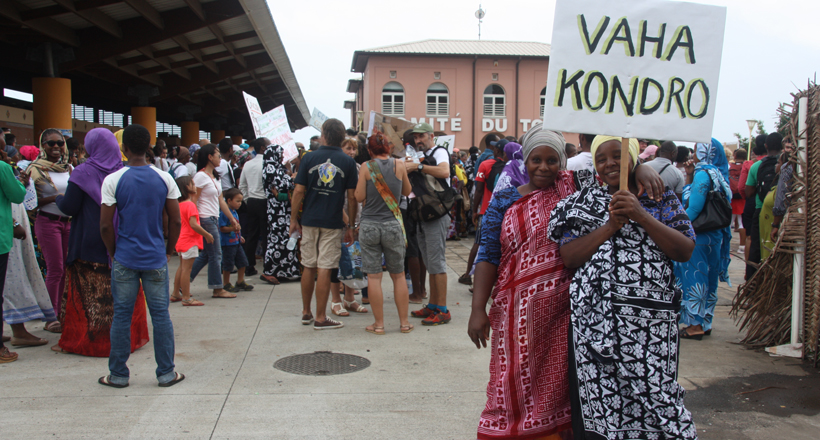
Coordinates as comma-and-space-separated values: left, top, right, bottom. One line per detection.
172, 176, 214, 306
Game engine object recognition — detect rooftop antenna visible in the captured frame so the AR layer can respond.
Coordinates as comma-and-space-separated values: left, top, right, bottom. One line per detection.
475, 5, 485, 40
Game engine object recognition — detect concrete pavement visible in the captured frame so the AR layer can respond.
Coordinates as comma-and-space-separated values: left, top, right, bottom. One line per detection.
1, 237, 818, 439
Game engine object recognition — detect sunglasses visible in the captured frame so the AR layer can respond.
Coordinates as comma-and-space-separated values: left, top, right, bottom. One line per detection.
44, 140, 65, 147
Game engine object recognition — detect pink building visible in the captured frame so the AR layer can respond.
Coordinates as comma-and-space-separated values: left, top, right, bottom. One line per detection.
346, 39, 578, 150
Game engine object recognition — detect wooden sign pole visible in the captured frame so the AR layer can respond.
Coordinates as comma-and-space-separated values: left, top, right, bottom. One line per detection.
620, 137, 630, 190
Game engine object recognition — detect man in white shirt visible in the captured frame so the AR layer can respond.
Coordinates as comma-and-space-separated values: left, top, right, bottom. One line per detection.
566, 133, 596, 173
216, 139, 236, 191
238, 138, 269, 276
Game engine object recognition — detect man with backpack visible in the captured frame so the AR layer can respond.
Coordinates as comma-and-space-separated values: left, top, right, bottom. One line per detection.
405, 122, 453, 326
168, 147, 191, 178
744, 132, 783, 280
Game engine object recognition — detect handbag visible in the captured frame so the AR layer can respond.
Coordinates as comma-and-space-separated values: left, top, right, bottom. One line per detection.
688, 182, 732, 233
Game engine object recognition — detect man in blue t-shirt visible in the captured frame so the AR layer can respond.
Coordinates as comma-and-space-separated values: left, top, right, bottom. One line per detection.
99, 124, 184, 388
290, 119, 358, 330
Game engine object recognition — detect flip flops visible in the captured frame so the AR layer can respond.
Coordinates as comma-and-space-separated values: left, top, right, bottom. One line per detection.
98, 375, 128, 388
159, 372, 186, 387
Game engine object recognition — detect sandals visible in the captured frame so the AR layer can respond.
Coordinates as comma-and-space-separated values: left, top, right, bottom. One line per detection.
458, 274, 472, 285
44, 321, 62, 333
343, 299, 368, 313
365, 325, 385, 335
400, 324, 414, 334
331, 302, 350, 317
182, 299, 204, 306
98, 375, 128, 388
159, 372, 186, 387
680, 327, 704, 340
0, 346, 18, 364
11, 337, 48, 347
170, 295, 182, 303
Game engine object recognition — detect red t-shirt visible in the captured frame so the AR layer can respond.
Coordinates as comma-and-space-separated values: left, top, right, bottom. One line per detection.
475, 159, 497, 215
176, 200, 204, 253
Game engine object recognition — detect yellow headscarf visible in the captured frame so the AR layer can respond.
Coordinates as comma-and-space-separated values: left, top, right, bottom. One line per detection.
114, 129, 126, 161
590, 136, 640, 170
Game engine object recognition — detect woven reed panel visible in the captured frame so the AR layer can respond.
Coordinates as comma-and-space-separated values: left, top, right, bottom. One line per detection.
802, 85, 820, 362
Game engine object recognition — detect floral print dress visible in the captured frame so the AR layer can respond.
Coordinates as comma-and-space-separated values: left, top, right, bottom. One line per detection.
548, 186, 699, 440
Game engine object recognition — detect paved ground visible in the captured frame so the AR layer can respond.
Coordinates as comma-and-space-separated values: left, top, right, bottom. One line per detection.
1, 235, 819, 439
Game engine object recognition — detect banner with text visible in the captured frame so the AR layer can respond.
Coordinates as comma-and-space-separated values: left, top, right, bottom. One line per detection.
243, 91, 263, 138
309, 107, 329, 132
542, 0, 726, 142
256, 105, 298, 163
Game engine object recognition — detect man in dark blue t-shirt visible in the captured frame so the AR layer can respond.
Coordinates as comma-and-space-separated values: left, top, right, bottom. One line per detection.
290, 119, 358, 330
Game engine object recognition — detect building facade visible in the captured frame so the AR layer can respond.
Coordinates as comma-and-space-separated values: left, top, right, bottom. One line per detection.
346, 39, 578, 150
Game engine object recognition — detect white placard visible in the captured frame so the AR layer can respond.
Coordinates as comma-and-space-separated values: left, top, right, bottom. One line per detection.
309, 107, 329, 132
435, 135, 456, 154
242, 91, 263, 138
256, 105, 298, 163
542, 0, 726, 142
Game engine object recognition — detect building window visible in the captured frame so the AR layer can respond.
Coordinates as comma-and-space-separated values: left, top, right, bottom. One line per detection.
381, 81, 405, 116
483, 84, 505, 117
434, 71, 441, 79
540, 87, 546, 117
72, 104, 94, 122
426, 82, 449, 117
389, 70, 397, 79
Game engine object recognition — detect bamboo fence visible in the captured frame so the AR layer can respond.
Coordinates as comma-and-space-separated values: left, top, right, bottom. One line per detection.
732, 81, 819, 367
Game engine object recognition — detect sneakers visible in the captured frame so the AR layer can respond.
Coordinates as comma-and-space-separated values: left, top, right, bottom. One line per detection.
737, 245, 746, 254
235, 281, 254, 291
422, 310, 452, 326
223, 283, 241, 293
314, 317, 344, 330
411, 305, 436, 318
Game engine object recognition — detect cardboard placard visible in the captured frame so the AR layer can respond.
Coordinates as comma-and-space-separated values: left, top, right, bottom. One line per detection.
542, 0, 726, 143
367, 111, 416, 157
242, 91, 263, 138
256, 105, 298, 163
435, 135, 456, 154
309, 107, 329, 132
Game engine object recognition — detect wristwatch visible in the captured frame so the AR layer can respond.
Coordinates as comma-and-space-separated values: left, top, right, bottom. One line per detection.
417, 164, 424, 172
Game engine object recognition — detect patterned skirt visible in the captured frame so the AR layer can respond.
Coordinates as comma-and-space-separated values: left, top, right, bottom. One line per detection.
57, 260, 149, 357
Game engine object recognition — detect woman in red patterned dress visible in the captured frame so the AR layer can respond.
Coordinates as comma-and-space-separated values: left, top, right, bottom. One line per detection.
468, 127, 664, 440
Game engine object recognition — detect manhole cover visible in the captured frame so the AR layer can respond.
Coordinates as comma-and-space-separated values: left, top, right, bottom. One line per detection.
274, 351, 370, 376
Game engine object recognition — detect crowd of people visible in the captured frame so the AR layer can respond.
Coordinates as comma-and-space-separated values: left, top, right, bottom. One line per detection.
0, 118, 796, 438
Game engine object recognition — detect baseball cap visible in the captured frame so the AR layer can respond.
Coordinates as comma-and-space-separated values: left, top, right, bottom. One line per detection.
411, 122, 434, 134
490, 139, 510, 149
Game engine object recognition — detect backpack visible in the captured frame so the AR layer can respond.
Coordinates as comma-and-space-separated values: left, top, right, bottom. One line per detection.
755, 156, 778, 201
408, 146, 457, 222
485, 158, 507, 192
728, 162, 742, 197
169, 162, 185, 179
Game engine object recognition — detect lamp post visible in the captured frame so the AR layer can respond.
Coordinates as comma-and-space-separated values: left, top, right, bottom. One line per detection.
746, 119, 757, 153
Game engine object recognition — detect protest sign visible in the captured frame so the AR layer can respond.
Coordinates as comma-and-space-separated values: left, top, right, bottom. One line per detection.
243, 91, 263, 137
367, 110, 417, 157
435, 135, 456, 154
542, 0, 726, 143
256, 105, 298, 163
309, 107, 329, 132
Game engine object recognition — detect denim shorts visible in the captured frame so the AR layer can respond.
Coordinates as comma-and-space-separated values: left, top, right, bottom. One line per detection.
359, 220, 405, 274
221, 244, 249, 272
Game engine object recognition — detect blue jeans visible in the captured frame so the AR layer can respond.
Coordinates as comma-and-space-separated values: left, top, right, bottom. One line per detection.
108, 260, 176, 385
190, 216, 223, 289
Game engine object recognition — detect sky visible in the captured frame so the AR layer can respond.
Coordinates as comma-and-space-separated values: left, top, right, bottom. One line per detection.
270, 0, 820, 148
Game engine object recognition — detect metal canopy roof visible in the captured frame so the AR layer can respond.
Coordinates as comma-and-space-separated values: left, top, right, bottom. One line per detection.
0, 0, 310, 136
351, 39, 551, 72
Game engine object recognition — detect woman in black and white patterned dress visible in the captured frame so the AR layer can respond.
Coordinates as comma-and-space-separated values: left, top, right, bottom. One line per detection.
548, 136, 698, 440
261, 144, 300, 283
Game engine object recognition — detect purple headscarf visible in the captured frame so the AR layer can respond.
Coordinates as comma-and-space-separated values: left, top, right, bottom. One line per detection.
70, 128, 123, 205
501, 142, 528, 188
